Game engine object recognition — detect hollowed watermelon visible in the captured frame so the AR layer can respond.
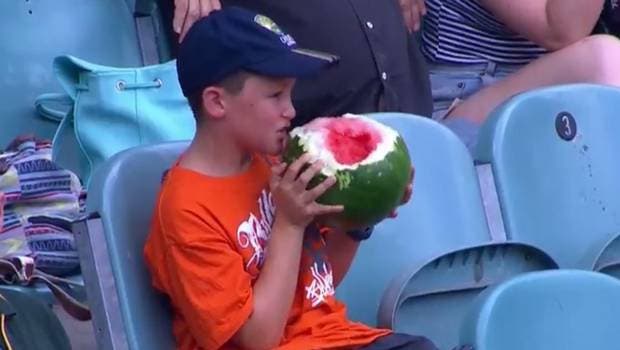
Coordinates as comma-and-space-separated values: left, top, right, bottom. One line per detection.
283, 114, 412, 229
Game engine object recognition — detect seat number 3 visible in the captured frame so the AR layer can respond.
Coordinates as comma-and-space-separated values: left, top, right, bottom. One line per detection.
555, 112, 577, 141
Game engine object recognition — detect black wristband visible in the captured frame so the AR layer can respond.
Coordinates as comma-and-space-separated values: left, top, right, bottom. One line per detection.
346, 226, 374, 241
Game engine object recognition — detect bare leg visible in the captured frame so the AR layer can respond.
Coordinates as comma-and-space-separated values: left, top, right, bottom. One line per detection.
446, 34, 620, 124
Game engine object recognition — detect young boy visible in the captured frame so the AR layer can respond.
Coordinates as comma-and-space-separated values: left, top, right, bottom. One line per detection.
144, 7, 436, 350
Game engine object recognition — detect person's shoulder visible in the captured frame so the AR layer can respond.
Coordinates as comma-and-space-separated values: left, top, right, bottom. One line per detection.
154, 157, 271, 235
153, 166, 222, 238
158, 166, 207, 207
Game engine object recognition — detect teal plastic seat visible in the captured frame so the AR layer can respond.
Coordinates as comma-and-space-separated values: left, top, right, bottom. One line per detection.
0, 0, 166, 315
382, 243, 556, 350
593, 233, 620, 279
336, 113, 558, 349
337, 113, 490, 324
74, 114, 556, 349
0, 0, 170, 308
0, 0, 169, 146
460, 270, 620, 350
75, 141, 188, 350
476, 84, 620, 268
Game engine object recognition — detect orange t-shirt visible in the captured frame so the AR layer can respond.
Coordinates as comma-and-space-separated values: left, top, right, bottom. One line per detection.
144, 156, 389, 350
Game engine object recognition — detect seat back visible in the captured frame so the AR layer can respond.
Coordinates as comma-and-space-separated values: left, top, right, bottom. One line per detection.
460, 270, 620, 350
386, 243, 556, 350
594, 233, 620, 278
79, 141, 188, 350
0, 0, 168, 145
476, 84, 620, 268
336, 113, 493, 327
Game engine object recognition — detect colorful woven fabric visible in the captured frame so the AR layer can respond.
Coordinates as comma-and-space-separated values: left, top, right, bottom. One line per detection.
0, 137, 83, 276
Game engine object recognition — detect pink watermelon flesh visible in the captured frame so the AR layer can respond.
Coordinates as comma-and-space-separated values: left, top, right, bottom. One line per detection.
319, 117, 382, 165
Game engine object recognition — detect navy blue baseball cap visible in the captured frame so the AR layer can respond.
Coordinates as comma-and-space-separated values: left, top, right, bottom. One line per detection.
176, 7, 340, 97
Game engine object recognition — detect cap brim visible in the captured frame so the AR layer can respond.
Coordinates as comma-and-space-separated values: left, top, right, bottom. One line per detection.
245, 48, 340, 78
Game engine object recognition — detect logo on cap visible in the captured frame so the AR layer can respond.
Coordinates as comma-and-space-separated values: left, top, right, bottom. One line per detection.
254, 14, 282, 34
254, 14, 297, 47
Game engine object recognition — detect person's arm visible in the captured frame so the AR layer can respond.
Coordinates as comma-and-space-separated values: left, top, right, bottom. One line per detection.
173, 0, 222, 42
325, 229, 361, 287
230, 219, 305, 349
399, 0, 427, 33
163, 155, 342, 350
166, 223, 304, 350
163, 224, 257, 350
478, 0, 605, 50
232, 155, 343, 349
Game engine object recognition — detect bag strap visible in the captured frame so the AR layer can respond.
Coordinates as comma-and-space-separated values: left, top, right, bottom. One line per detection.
34, 93, 73, 123
29, 271, 91, 321
0, 307, 13, 350
0, 259, 91, 321
133, 0, 162, 65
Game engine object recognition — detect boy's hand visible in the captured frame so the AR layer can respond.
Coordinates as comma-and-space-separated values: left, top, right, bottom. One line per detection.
388, 166, 415, 218
174, 0, 222, 42
270, 154, 344, 230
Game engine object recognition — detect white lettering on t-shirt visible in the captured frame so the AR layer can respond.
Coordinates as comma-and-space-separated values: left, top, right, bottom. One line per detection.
236, 190, 275, 269
305, 262, 335, 307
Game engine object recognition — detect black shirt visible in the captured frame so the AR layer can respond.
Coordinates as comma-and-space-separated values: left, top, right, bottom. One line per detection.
161, 0, 433, 126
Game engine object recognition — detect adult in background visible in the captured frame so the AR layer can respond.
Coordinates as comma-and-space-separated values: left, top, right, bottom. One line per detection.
160, 0, 435, 129
422, 0, 620, 130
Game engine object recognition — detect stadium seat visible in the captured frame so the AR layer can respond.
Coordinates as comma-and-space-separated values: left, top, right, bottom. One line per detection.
380, 243, 556, 350
0, 0, 172, 311
475, 84, 620, 268
0, 0, 169, 146
336, 113, 512, 346
593, 233, 620, 279
459, 270, 620, 350
336, 113, 558, 349
74, 114, 558, 349
337, 113, 491, 324
73, 141, 188, 350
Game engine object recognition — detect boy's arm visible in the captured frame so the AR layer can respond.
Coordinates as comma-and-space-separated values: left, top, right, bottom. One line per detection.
230, 218, 305, 348
164, 156, 341, 349
164, 215, 307, 350
325, 229, 361, 287
164, 230, 254, 350
231, 156, 343, 349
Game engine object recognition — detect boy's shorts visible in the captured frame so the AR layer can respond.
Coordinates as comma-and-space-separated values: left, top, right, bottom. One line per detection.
358, 333, 438, 350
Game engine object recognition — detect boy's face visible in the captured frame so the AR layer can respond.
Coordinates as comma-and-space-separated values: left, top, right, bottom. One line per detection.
224, 75, 296, 156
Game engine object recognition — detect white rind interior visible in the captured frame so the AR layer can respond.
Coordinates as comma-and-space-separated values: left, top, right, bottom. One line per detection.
289, 114, 399, 176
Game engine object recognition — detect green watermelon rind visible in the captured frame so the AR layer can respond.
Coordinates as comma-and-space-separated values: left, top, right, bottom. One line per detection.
282, 134, 411, 229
